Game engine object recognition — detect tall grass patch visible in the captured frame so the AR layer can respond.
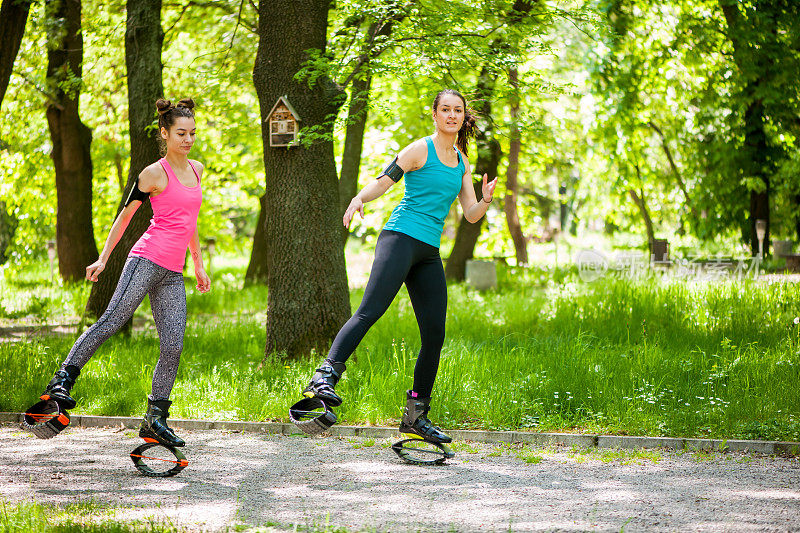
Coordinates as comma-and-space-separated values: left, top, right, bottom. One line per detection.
2, 264, 799, 441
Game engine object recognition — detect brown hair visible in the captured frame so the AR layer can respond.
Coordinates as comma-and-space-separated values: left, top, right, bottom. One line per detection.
156, 97, 195, 131
432, 89, 478, 156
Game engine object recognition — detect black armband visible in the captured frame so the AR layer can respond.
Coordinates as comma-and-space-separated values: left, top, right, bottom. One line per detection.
379, 156, 404, 183
124, 178, 150, 206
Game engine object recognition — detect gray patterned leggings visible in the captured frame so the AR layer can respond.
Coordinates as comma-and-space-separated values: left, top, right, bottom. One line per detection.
62, 256, 187, 400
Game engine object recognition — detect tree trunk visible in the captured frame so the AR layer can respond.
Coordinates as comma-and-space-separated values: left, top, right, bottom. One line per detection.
338, 15, 404, 246
0, 0, 32, 109
0, 200, 17, 265
244, 192, 268, 286
444, 66, 501, 281
504, 67, 528, 265
0, 0, 25, 262
85, 0, 163, 320
444, 0, 534, 281
0, 0, 24, 264
719, 1, 773, 256
750, 188, 770, 256
795, 193, 800, 244
628, 187, 655, 246
647, 121, 699, 224
46, 0, 98, 282
338, 66, 372, 245
254, 0, 350, 359
445, 149, 500, 281
744, 100, 770, 256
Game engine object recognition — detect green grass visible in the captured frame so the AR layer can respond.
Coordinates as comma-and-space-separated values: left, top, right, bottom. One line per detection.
2, 258, 800, 442
567, 447, 662, 465
0, 499, 370, 532
0, 499, 181, 532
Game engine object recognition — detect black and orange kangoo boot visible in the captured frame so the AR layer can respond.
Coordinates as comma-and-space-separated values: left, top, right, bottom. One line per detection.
139, 398, 185, 447
42, 365, 80, 410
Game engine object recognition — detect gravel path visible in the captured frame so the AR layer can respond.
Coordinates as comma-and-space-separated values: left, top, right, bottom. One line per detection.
1, 425, 799, 532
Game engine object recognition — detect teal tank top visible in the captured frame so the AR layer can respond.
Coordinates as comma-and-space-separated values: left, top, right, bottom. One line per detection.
383, 136, 465, 248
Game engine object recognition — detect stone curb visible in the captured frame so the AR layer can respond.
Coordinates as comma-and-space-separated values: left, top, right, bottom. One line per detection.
3, 412, 798, 455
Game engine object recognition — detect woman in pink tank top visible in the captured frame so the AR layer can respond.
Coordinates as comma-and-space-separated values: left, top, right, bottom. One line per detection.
30, 98, 209, 449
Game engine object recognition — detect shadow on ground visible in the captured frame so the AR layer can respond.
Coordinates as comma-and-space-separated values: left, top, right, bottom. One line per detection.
1, 425, 799, 531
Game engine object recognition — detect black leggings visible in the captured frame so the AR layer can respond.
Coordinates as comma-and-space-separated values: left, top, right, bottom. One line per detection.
328, 229, 446, 398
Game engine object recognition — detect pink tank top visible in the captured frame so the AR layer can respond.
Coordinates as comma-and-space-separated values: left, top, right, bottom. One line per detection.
129, 158, 203, 272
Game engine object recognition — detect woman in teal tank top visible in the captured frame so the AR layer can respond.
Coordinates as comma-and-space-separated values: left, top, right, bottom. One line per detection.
304, 89, 498, 443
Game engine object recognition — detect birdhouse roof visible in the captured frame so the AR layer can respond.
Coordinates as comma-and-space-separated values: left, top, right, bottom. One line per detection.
267, 96, 301, 122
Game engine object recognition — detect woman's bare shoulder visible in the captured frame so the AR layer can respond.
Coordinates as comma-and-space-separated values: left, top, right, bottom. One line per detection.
138, 161, 167, 192
397, 138, 428, 171
189, 159, 205, 175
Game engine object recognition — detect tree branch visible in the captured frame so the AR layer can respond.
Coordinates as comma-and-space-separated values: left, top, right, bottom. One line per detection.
628, 172, 655, 245
336, 3, 415, 90
11, 68, 62, 109
223, 0, 248, 63
163, 0, 257, 35
392, 28, 504, 44
647, 120, 700, 222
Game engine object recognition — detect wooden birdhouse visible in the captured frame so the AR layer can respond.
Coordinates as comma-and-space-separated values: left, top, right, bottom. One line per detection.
267, 96, 301, 147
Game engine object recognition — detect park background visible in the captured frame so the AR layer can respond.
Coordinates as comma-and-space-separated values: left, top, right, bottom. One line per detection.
1, 0, 799, 442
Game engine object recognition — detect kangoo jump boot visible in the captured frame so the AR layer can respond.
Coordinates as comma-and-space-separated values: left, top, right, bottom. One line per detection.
399, 390, 452, 444
42, 365, 80, 410
303, 360, 346, 407
139, 398, 185, 447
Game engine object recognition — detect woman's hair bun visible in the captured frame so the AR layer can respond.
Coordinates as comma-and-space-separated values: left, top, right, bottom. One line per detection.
156, 98, 173, 115
156, 96, 196, 144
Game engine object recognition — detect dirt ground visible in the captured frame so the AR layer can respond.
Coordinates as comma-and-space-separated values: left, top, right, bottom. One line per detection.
1, 425, 799, 532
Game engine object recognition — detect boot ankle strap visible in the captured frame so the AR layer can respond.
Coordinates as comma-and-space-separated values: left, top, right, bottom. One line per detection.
317, 362, 344, 378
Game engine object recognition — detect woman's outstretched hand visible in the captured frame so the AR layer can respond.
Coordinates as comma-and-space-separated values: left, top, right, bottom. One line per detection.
343, 197, 365, 228
195, 266, 211, 293
482, 173, 498, 202
86, 260, 106, 282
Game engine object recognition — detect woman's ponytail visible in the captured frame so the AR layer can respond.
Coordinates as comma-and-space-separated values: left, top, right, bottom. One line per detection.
457, 108, 478, 157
